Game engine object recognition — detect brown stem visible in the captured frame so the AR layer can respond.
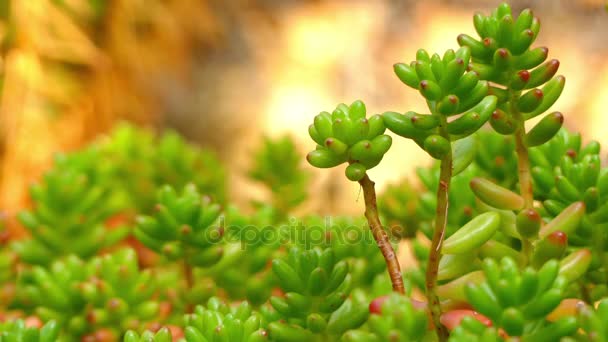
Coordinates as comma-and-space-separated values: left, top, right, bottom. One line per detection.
358, 174, 405, 294
425, 130, 452, 341
183, 261, 194, 313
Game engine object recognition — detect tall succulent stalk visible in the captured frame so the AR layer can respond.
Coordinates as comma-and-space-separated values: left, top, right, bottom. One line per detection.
359, 174, 405, 294
425, 115, 452, 341
459, 4, 565, 264
306, 100, 404, 293
386, 46, 497, 340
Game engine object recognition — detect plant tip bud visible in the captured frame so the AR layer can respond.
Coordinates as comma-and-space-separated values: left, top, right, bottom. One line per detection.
547, 231, 567, 245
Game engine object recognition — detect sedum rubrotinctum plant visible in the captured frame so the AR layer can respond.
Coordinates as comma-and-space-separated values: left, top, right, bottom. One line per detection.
1, 3, 607, 342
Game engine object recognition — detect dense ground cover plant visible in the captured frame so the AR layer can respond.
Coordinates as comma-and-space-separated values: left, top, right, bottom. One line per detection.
0, 3, 607, 341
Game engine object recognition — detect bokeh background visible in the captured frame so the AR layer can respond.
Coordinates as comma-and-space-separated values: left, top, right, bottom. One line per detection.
0, 0, 607, 221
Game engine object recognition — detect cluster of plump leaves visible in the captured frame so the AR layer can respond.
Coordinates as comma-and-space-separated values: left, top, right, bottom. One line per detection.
527, 129, 608, 297
343, 293, 430, 341
11, 123, 228, 267
181, 298, 268, 342
105, 124, 227, 212
458, 3, 565, 143
202, 205, 280, 306
307, 100, 391, 181
464, 257, 579, 340
123, 327, 176, 342
529, 130, 606, 229
15, 249, 160, 340
284, 215, 389, 293
0, 320, 59, 342
135, 184, 223, 267
249, 135, 310, 217
387, 45, 497, 159
267, 246, 368, 341
3, 125, 347, 340
14, 150, 126, 264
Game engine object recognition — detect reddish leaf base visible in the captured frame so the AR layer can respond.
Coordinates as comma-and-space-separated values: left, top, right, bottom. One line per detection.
369, 296, 507, 337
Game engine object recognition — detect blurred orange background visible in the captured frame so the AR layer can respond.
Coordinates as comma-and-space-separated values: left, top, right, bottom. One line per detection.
0, 0, 607, 219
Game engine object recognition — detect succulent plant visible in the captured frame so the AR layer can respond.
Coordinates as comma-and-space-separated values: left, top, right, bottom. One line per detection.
182, 298, 268, 342
267, 246, 368, 341
15, 249, 161, 340
0, 319, 59, 342
135, 184, 223, 267
249, 135, 309, 218
103, 124, 227, 213
344, 293, 429, 341
2, 3, 607, 342
14, 151, 125, 265
306, 100, 390, 182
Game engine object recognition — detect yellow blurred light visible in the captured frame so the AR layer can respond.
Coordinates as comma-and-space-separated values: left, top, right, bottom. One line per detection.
267, 2, 386, 135
286, 17, 340, 67
284, 2, 384, 67
265, 82, 333, 138
13, 51, 42, 89
420, 9, 472, 54
588, 65, 608, 144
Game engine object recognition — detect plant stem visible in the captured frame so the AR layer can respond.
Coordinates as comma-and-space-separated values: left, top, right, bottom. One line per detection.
426, 117, 451, 342
183, 261, 194, 313
512, 111, 534, 208
510, 94, 534, 265
358, 174, 405, 294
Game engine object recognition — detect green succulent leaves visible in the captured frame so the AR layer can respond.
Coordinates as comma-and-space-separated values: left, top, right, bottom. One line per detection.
0, 320, 59, 342
4, 3, 608, 342
135, 184, 223, 266
345, 294, 429, 341
459, 3, 565, 145
183, 298, 267, 342
268, 247, 368, 340
123, 297, 268, 342
14, 156, 122, 264
249, 135, 309, 215
82, 249, 159, 332
307, 101, 390, 181
386, 46, 497, 157
16, 255, 89, 337
16, 249, 160, 340
124, 328, 175, 342
443, 212, 500, 254
470, 177, 523, 211
464, 257, 577, 339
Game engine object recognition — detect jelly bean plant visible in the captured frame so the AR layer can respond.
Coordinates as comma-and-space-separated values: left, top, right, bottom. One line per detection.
1, 3, 607, 342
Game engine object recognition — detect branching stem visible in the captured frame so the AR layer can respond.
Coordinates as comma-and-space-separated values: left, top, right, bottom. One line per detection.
358, 174, 405, 294
425, 115, 451, 342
